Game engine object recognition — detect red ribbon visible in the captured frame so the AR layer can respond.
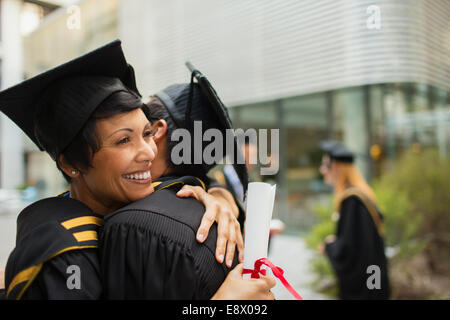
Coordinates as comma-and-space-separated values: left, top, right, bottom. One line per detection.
242, 258, 303, 300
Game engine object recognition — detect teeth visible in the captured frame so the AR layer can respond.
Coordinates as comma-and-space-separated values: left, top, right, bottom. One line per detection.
123, 171, 151, 180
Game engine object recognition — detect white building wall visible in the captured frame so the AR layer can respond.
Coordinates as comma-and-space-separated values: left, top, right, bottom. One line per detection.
119, 0, 450, 106
0, 0, 25, 189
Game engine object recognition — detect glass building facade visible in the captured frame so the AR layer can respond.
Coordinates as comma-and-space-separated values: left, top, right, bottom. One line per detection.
228, 83, 449, 230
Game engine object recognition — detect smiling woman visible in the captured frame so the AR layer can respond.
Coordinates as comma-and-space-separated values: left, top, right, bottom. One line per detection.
0, 40, 150, 300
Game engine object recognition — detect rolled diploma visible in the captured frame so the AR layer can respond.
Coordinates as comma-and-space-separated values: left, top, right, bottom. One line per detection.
243, 182, 276, 279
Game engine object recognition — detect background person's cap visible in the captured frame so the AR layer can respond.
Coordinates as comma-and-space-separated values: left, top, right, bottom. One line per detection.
320, 140, 355, 163
0, 39, 141, 160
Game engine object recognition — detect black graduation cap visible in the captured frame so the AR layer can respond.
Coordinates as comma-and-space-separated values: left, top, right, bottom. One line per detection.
320, 140, 355, 163
154, 62, 249, 196
0, 39, 140, 161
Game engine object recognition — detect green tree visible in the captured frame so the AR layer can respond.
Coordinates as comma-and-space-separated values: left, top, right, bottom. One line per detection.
374, 149, 450, 299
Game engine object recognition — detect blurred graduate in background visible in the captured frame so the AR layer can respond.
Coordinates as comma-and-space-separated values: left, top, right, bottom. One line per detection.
318, 141, 390, 300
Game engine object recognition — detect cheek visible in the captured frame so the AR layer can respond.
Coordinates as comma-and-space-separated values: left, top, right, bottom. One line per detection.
90, 152, 132, 188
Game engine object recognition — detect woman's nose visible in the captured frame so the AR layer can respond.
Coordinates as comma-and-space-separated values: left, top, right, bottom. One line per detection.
136, 139, 156, 163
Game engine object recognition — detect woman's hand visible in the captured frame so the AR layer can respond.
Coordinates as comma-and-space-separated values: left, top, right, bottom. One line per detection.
177, 185, 244, 268
324, 234, 336, 244
318, 234, 336, 254
211, 264, 276, 300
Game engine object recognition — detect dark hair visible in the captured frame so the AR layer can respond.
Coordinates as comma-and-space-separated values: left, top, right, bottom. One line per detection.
57, 91, 146, 183
145, 96, 209, 180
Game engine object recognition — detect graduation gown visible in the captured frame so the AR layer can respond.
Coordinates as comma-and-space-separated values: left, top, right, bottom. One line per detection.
325, 187, 390, 300
4, 195, 102, 300
99, 175, 238, 299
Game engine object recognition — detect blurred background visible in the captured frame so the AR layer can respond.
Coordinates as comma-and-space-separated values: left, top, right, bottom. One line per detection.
0, 0, 448, 299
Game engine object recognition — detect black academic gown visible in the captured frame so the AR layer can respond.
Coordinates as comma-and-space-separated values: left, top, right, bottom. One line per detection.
325, 188, 390, 300
4, 196, 102, 300
99, 175, 238, 300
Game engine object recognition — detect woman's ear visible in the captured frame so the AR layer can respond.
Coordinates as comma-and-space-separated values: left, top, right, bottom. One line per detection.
152, 119, 168, 144
57, 154, 79, 179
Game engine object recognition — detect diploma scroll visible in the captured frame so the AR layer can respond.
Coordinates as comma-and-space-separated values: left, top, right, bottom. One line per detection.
243, 182, 276, 279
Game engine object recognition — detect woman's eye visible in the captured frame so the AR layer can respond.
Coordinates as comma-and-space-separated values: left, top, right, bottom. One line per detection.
116, 137, 130, 145
143, 130, 154, 138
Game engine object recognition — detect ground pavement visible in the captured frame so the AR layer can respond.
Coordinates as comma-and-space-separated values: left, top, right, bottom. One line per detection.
268, 234, 331, 300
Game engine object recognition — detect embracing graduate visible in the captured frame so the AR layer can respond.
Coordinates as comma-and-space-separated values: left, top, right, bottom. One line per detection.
99, 60, 257, 299
0, 40, 275, 300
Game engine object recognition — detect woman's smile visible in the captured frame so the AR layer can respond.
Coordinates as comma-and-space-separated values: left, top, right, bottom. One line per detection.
122, 169, 152, 184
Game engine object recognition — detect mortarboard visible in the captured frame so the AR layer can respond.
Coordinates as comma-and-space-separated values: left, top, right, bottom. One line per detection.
320, 140, 355, 163
0, 39, 141, 160
154, 62, 249, 197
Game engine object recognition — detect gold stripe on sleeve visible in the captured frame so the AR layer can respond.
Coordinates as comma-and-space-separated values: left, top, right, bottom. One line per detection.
195, 178, 206, 190
6, 245, 98, 299
152, 181, 162, 188
6, 264, 42, 298
61, 216, 102, 230
72, 230, 98, 242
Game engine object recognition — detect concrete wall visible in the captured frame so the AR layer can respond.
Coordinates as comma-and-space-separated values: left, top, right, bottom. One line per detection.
119, 0, 450, 106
